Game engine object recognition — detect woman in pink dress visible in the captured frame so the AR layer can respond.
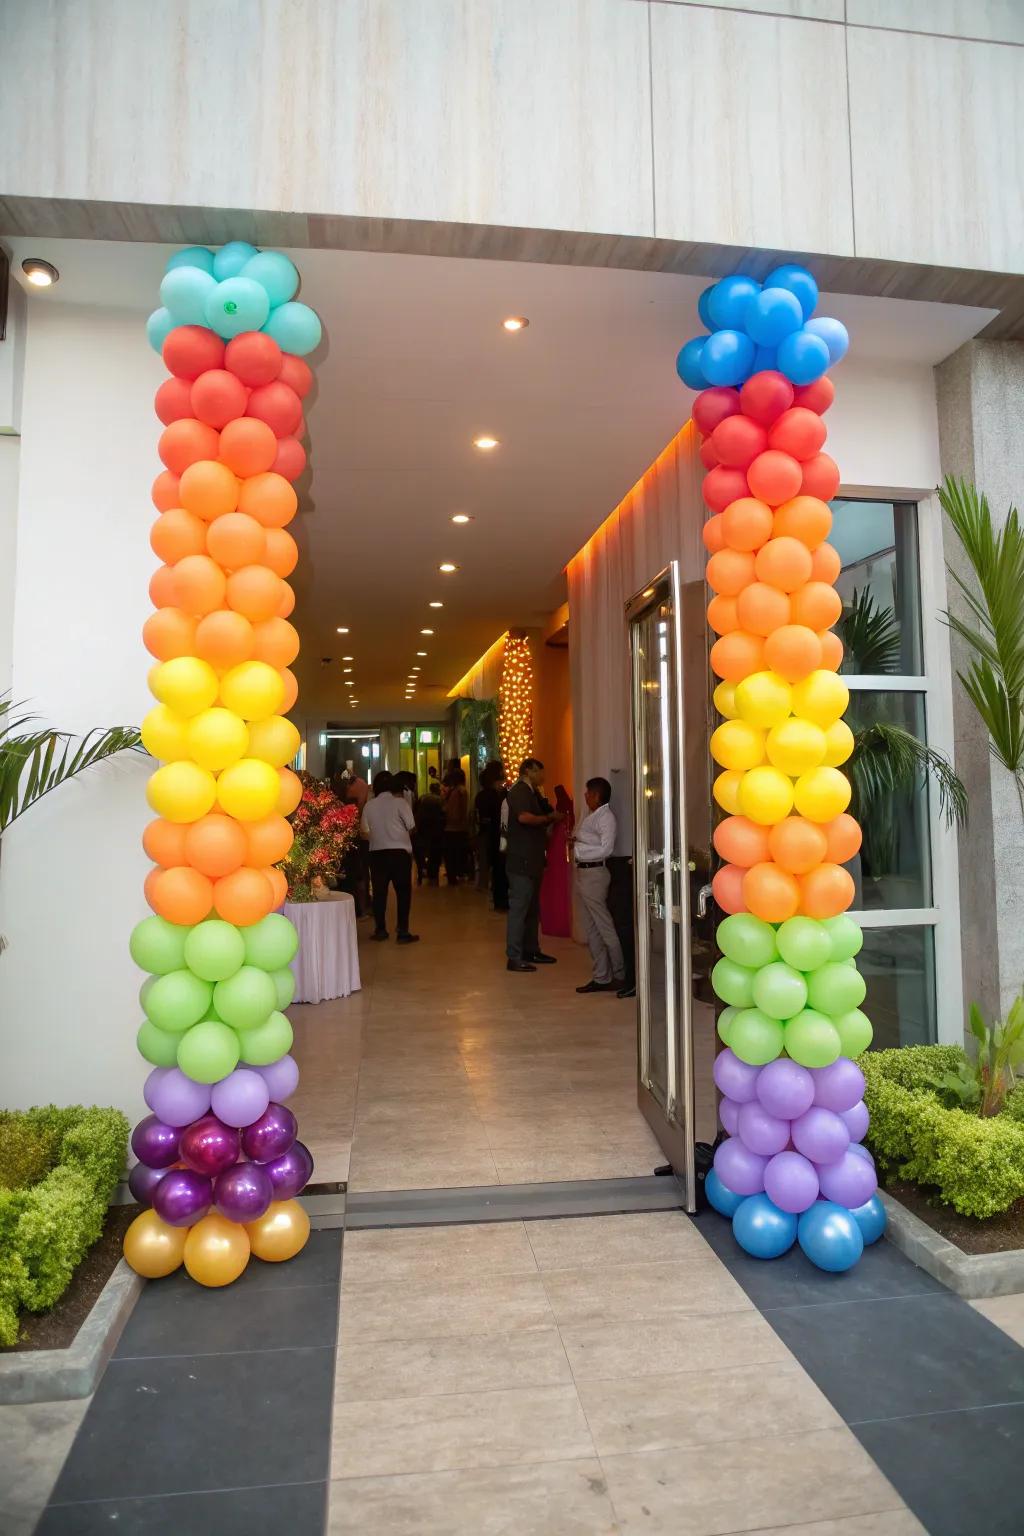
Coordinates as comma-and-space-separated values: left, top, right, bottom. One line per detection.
540, 785, 574, 939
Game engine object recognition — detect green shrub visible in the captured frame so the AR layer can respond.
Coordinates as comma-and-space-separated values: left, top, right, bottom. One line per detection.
0, 1117, 60, 1191
0, 1106, 129, 1347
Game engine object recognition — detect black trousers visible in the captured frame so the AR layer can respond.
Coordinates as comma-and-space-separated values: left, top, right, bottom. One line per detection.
506, 871, 541, 961
491, 847, 509, 911
443, 829, 470, 883
369, 849, 413, 935
606, 855, 636, 988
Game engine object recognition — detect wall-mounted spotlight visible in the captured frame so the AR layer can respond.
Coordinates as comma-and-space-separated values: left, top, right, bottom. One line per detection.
22, 258, 59, 288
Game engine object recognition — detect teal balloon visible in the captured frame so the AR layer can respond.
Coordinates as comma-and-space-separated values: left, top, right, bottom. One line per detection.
718, 914, 777, 970
213, 964, 278, 1029
205, 277, 271, 339
137, 1018, 180, 1067
776, 917, 832, 973
717, 1004, 738, 1046
144, 969, 214, 1034
834, 1007, 873, 1058
752, 962, 808, 1021
711, 957, 757, 1009
237, 1009, 294, 1066
184, 920, 246, 983
176, 1019, 241, 1084
130, 915, 191, 976
242, 913, 299, 971
806, 962, 867, 1017
160, 265, 217, 324
822, 914, 863, 963
166, 245, 216, 275
213, 240, 259, 280
783, 1008, 841, 1068
271, 966, 296, 1010
241, 251, 299, 307
728, 1008, 785, 1067
146, 307, 175, 353
262, 300, 322, 356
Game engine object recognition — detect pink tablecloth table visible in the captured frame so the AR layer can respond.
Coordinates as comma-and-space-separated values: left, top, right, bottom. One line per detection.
284, 895, 362, 1004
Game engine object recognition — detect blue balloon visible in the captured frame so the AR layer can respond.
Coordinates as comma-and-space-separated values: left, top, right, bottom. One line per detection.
702, 329, 755, 387
805, 317, 849, 365
241, 251, 299, 309
733, 1194, 798, 1260
204, 277, 271, 339
166, 246, 216, 276
777, 329, 831, 386
676, 337, 708, 391
849, 1193, 887, 1245
262, 300, 323, 357
765, 263, 819, 321
798, 1200, 865, 1272
705, 1167, 744, 1218
213, 241, 260, 281
745, 287, 804, 348
752, 345, 778, 373
160, 265, 217, 325
697, 285, 717, 331
146, 307, 176, 354
708, 275, 760, 332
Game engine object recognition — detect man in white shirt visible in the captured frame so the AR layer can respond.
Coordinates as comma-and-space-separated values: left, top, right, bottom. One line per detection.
361, 772, 420, 944
572, 777, 625, 994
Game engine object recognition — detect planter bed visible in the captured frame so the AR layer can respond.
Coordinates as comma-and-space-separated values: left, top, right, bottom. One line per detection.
3, 1204, 134, 1353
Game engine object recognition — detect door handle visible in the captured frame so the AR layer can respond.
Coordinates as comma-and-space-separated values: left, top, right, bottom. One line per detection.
696, 883, 713, 919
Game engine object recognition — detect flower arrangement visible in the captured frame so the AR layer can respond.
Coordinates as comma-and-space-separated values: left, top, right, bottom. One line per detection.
282, 775, 360, 901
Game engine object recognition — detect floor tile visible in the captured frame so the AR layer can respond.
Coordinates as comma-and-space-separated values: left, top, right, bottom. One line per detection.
41, 1481, 326, 1535
525, 1212, 710, 1270
0, 1398, 90, 1536
221, 1228, 342, 1291
495, 1150, 660, 1184
339, 1270, 555, 1342
340, 1221, 536, 1283
971, 1291, 1024, 1347
347, 1151, 500, 1191
742, 1515, 927, 1536
334, 1328, 573, 1402
115, 1277, 338, 1358
541, 1259, 750, 1328
561, 1309, 791, 1382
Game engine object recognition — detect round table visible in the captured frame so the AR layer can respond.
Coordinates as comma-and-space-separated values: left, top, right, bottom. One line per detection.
284, 895, 362, 1004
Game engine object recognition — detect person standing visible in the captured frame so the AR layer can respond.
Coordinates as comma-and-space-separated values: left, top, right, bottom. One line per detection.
505, 758, 561, 972
361, 771, 419, 944
474, 760, 505, 897
572, 776, 625, 994
539, 784, 574, 938
413, 781, 445, 885
442, 766, 470, 884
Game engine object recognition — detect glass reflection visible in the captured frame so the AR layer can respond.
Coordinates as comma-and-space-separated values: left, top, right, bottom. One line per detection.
859, 925, 936, 1048
830, 500, 923, 675
845, 690, 931, 910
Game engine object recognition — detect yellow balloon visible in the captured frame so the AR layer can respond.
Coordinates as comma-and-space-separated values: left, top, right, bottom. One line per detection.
247, 715, 301, 769
123, 1208, 187, 1278
141, 704, 190, 762
276, 767, 304, 816
822, 719, 855, 767
149, 656, 219, 718
713, 769, 744, 815
216, 757, 281, 821
186, 707, 250, 772
734, 671, 792, 729
245, 1199, 310, 1263
183, 1212, 251, 1287
713, 681, 738, 721
219, 661, 285, 723
790, 670, 850, 728
147, 760, 218, 823
765, 718, 827, 776
710, 720, 765, 772
738, 765, 796, 826
793, 765, 852, 822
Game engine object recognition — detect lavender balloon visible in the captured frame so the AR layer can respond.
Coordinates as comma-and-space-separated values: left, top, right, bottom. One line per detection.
712, 1048, 761, 1105
840, 1100, 870, 1143
810, 1058, 865, 1114
211, 1068, 271, 1128
241, 1101, 297, 1164
179, 1114, 241, 1177
128, 1161, 168, 1207
764, 1149, 819, 1214
791, 1106, 850, 1166
130, 1114, 181, 1170
264, 1140, 314, 1200
719, 1096, 741, 1136
756, 1058, 815, 1121
737, 1100, 791, 1157
848, 1141, 875, 1165
152, 1167, 212, 1227
714, 1136, 767, 1196
145, 1067, 212, 1128
818, 1147, 878, 1207
256, 1054, 300, 1102
214, 1161, 273, 1222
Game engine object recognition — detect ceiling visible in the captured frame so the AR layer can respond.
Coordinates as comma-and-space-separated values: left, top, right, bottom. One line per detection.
7, 238, 997, 723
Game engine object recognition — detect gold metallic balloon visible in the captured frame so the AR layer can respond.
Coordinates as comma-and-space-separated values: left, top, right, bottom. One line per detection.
245, 1199, 310, 1262
123, 1208, 187, 1278
183, 1211, 251, 1287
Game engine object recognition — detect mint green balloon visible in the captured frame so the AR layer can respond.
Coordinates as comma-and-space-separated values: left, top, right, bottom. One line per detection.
130, 915, 191, 976
712, 957, 757, 1009
263, 300, 321, 356
204, 277, 270, 339
271, 966, 296, 1010
242, 913, 298, 972
776, 916, 832, 972
137, 1018, 180, 1067
184, 920, 246, 983
213, 240, 258, 280
717, 913, 778, 970
144, 969, 214, 1034
167, 245, 215, 275
146, 307, 175, 353
834, 1007, 873, 1058
176, 1020, 241, 1085
806, 962, 866, 1017
241, 250, 299, 307
237, 1009, 293, 1066
728, 1008, 785, 1066
784, 1009, 842, 1068
160, 264, 216, 324
213, 965, 277, 1029
822, 915, 863, 963
752, 962, 808, 1021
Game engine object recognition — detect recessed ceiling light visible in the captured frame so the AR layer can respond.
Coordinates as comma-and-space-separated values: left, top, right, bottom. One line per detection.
344, 680, 354, 687
22, 258, 59, 288
336, 626, 350, 634
429, 600, 444, 609
502, 316, 528, 332
439, 563, 459, 574
341, 654, 354, 661
451, 513, 473, 524
411, 666, 421, 671
473, 436, 499, 451
342, 667, 353, 673
421, 628, 434, 635
416, 650, 428, 656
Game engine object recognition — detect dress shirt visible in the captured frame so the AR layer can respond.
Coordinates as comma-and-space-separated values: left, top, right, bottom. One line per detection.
361, 794, 415, 853
573, 804, 617, 864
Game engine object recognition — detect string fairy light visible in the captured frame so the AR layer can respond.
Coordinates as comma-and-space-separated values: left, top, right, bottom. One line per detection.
498, 631, 533, 772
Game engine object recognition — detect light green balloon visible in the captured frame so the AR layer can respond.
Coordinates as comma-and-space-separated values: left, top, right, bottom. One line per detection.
137, 1018, 180, 1067
236, 1010, 294, 1066
130, 916, 191, 976
271, 966, 296, 1010
834, 1008, 873, 1058
242, 913, 299, 972
263, 300, 322, 356
784, 1009, 842, 1068
240, 250, 299, 307
751, 962, 808, 1021
184, 920, 246, 983
166, 245, 215, 275
806, 962, 867, 1017
822, 915, 863, 963
144, 969, 214, 1034
176, 1019, 241, 1084
776, 916, 832, 973
213, 965, 278, 1030
160, 264, 216, 324
717, 914, 778, 970
711, 957, 757, 1009
728, 1008, 785, 1066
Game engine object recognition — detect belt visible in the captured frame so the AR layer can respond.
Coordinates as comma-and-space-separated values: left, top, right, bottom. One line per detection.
576, 859, 607, 870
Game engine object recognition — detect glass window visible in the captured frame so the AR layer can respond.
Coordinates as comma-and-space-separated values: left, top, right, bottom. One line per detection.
858, 927, 936, 1051
844, 690, 931, 910
831, 500, 922, 675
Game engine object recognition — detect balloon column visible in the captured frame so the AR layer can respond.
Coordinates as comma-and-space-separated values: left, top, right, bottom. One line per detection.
123, 242, 319, 1289
678, 266, 886, 1272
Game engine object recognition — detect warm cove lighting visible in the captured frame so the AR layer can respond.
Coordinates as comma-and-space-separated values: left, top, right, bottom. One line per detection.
473, 436, 499, 451
502, 316, 528, 332
451, 514, 472, 524
22, 257, 59, 287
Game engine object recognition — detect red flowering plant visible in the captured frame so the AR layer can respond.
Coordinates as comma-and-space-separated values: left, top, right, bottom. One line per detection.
282, 774, 360, 900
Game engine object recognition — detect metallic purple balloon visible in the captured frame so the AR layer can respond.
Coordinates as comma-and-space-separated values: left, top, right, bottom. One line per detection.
210, 1068, 271, 1128
840, 1100, 870, 1143
145, 1067, 212, 1128
128, 1161, 168, 1207
817, 1147, 878, 1207
241, 1101, 297, 1164
130, 1114, 181, 1170
152, 1167, 212, 1227
713, 1136, 767, 1196
718, 1096, 741, 1136
263, 1139, 314, 1200
737, 1100, 791, 1157
179, 1114, 241, 1177
213, 1161, 273, 1223
810, 1058, 865, 1114
764, 1149, 819, 1214
791, 1106, 850, 1166
712, 1048, 761, 1105
256, 1054, 300, 1101
756, 1058, 815, 1121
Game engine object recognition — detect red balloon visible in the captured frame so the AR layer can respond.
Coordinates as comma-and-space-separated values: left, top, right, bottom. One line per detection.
703, 465, 749, 515
155, 377, 194, 426
292, 412, 307, 442
801, 452, 841, 501
793, 376, 835, 415
247, 381, 302, 438
225, 331, 283, 387
712, 864, 747, 915
278, 354, 314, 400
747, 450, 802, 506
711, 415, 768, 470
158, 419, 221, 476
768, 407, 828, 462
191, 369, 249, 429
272, 437, 307, 481
699, 437, 720, 470
692, 387, 741, 438
740, 371, 794, 427
163, 326, 225, 380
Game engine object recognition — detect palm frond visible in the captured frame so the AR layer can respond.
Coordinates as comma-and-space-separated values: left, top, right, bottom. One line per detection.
0, 696, 141, 833
838, 587, 901, 674
456, 696, 499, 758
849, 721, 967, 831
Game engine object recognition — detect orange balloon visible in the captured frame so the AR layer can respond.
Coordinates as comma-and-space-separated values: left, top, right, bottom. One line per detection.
143, 818, 189, 869
710, 631, 765, 682
754, 537, 813, 593
146, 865, 215, 924
746, 449, 802, 506
277, 767, 303, 816
265, 866, 289, 907
219, 418, 278, 478
143, 608, 197, 662
149, 564, 178, 609
809, 542, 841, 584
823, 812, 862, 864
279, 668, 299, 712
790, 581, 843, 631
184, 813, 249, 878
263, 528, 299, 578
702, 514, 726, 555
245, 814, 294, 866
206, 513, 268, 571
773, 496, 833, 550
251, 617, 300, 668
276, 584, 296, 620
767, 816, 829, 874
159, 419, 220, 476
713, 815, 771, 868
194, 610, 255, 670
152, 470, 181, 512
150, 508, 206, 565
800, 863, 855, 918
179, 459, 240, 522
707, 595, 739, 636
818, 630, 844, 671
763, 625, 823, 683
706, 548, 756, 597
721, 498, 774, 553
170, 554, 228, 617
743, 862, 800, 923
213, 866, 276, 925
226, 566, 283, 622
237, 472, 298, 530
736, 582, 791, 638
712, 864, 747, 914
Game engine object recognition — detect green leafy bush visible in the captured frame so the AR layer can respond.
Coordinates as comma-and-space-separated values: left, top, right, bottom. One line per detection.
0, 1106, 129, 1347
0, 1117, 60, 1191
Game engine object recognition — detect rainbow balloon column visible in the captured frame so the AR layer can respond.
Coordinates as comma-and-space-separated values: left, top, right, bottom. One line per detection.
122, 242, 321, 1288
678, 266, 886, 1272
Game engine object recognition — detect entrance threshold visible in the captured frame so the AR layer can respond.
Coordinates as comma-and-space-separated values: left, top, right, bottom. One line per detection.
343, 1174, 685, 1230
